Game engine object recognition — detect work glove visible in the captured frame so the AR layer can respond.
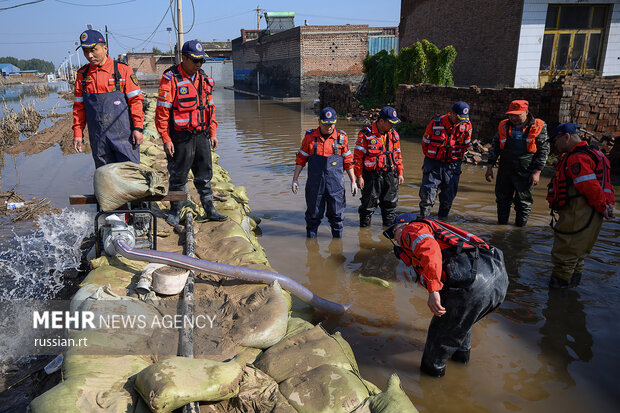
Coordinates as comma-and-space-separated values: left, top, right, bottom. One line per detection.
291, 180, 299, 194
351, 182, 358, 196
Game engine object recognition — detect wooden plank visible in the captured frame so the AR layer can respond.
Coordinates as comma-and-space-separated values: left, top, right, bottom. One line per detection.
69, 191, 187, 205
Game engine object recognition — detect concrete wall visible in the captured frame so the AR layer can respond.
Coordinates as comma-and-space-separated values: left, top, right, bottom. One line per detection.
514, 0, 620, 88
399, 0, 524, 88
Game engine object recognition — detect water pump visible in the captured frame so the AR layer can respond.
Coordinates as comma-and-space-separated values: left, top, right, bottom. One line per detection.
101, 214, 136, 256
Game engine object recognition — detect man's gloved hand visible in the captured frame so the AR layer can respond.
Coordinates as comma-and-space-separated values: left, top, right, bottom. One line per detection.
351, 182, 358, 196
291, 180, 299, 194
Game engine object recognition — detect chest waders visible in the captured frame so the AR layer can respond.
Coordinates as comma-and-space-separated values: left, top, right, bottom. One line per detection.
81, 61, 138, 168
304, 136, 345, 238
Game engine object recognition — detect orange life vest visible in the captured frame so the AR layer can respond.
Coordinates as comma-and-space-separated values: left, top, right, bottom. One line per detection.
498, 118, 544, 153
360, 126, 401, 172
168, 65, 213, 132
546, 144, 613, 210
423, 114, 472, 162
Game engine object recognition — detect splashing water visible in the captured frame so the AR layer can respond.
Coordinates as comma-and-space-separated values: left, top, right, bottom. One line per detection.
0, 209, 94, 300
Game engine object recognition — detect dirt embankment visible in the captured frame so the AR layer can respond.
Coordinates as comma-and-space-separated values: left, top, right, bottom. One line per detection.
4, 113, 90, 157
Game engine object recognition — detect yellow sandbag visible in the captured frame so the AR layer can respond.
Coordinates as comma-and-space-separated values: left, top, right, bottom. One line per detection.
94, 162, 166, 211
254, 325, 358, 383
134, 357, 243, 413
281, 317, 314, 341
352, 374, 419, 413
226, 281, 289, 349
279, 364, 371, 413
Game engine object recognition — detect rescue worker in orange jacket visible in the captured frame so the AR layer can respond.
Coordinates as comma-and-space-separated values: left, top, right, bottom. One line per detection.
384, 213, 508, 377
485, 100, 549, 226
419, 101, 472, 218
354, 106, 404, 227
155, 40, 226, 225
546, 123, 615, 289
72, 29, 144, 168
292, 107, 357, 238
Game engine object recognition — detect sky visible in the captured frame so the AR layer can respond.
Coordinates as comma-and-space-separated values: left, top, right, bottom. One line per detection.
0, 0, 401, 69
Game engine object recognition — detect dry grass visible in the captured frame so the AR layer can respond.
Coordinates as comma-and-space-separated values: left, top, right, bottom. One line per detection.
0, 98, 44, 147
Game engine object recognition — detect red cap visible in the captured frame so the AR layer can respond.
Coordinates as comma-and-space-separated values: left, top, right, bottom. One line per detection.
506, 100, 529, 115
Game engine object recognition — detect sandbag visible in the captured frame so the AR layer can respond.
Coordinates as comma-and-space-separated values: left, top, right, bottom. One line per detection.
225, 281, 289, 349
94, 161, 166, 211
279, 364, 371, 413
254, 325, 358, 383
281, 317, 314, 341
134, 356, 243, 413
352, 374, 419, 413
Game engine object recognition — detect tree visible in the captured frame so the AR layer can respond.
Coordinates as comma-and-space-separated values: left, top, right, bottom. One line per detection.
0, 56, 55, 72
152, 47, 172, 56
363, 39, 457, 102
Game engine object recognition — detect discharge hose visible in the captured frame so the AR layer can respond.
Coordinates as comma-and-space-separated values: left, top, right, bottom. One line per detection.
114, 240, 351, 314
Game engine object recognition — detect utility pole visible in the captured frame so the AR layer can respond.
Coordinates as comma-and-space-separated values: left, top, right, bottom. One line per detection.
255, 5, 261, 30
176, 0, 183, 64
167, 27, 173, 58
105, 25, 109, 49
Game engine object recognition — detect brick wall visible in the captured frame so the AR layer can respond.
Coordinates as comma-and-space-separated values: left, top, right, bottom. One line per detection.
232, 28, 301, 97
399, 0, 524, 88
318, 82, 360, 115
393, 75, 620, 142
300, 25, 369, 99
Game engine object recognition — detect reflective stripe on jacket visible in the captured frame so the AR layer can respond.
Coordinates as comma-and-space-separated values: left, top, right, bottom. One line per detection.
547, 141, 614, 212
422, 114, 472, 162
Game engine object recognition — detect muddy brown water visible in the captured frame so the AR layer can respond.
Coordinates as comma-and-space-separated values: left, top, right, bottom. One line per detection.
1, 87, 619, 412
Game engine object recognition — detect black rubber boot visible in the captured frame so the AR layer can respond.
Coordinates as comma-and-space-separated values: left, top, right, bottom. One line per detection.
202, 200, 228, 222
497, 209, 510, 225
359, 214, 372, 228
420, 362, 445, 378
331, 228, 342, 238
306, 230, 317, 239
419, 207, 431, 219
515, 214, 528, 227
451, 350, 470, 364
570, 272, 582, 287
549, 276, 570, 289
166, 200, 182, 226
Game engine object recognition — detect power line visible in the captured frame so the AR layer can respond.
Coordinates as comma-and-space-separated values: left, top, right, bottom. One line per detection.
193, 9, 254, 27
54, 0, 135, 6
0, 0, 44, 11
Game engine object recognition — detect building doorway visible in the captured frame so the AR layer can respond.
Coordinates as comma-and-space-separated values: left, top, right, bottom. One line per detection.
538, 4, 609, 87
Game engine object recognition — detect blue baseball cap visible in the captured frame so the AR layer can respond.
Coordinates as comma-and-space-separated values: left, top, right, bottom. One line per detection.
452, 101, 470, 121
378, 106, 401, 124
319, 107, 337, 124
78, 29, 106, 49
182, 40, 207, 59
552, 122, 580, 139
384, 212, 417, 240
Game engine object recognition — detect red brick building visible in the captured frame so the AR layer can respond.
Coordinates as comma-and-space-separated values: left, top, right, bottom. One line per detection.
232, 25, 397, 99
399, 0, 620, 88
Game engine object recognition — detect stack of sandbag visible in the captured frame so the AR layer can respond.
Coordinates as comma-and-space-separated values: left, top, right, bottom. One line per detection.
254, 324, 376, 412
94, 161, 166, 211
134, 357, 244, 413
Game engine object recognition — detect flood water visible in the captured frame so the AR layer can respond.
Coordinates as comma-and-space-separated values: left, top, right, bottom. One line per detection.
1, 86, 619, 412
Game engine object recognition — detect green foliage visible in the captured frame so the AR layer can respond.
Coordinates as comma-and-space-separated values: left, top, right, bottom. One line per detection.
395, 121, 424, 138
152, 47, 172, 56
0, 56, 55, 73
395, 40, 456, 87
363, 40, 456, 102
362, 50, 397, 102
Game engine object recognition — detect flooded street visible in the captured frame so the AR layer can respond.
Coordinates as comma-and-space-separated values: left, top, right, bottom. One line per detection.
1, 86, 619, 412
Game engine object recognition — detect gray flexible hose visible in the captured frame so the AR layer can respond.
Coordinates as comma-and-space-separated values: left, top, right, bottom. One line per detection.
114, 240, 351, 314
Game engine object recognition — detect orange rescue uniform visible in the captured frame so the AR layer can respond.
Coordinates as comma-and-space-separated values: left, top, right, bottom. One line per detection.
72, 56, 144, 138
353, 122, 403, 178
155, 64, 217, 143
295, 128, 354, 170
